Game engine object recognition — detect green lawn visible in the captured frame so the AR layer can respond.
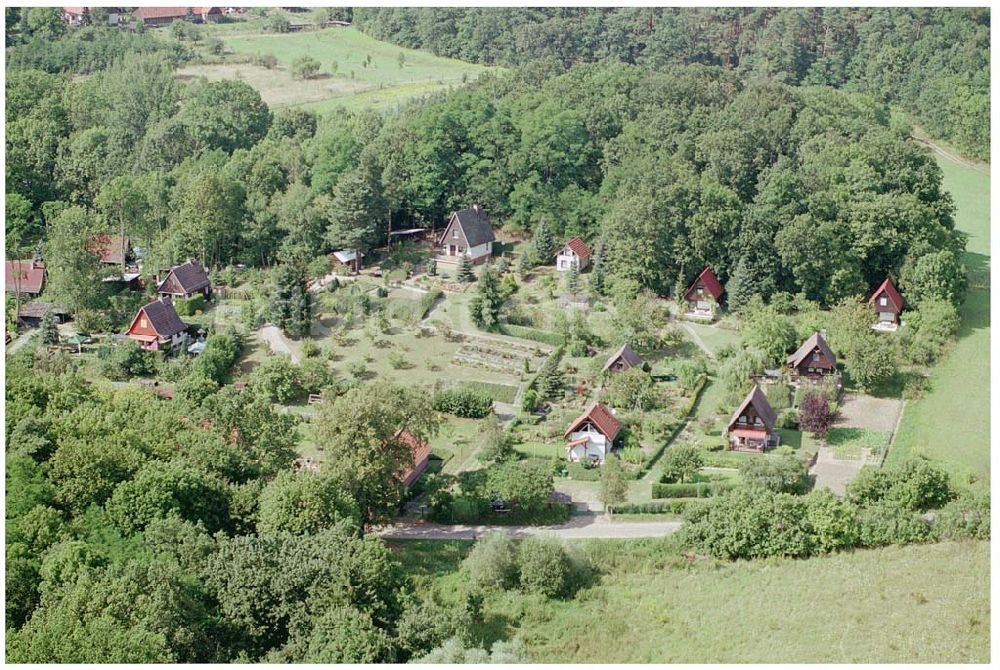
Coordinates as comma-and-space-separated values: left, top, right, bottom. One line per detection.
182, 26, 499, 114
390, 539, 989, 663
888, 147, 990, 484
682, 321, 743, 356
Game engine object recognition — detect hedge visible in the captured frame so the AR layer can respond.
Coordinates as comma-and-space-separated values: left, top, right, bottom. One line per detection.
500, 324, 565, 346
607, 500, 696, 515
447, 380, 517, 403
418, 289, 443, 319
173, 294, 206, 316
431, 388, 493, 418
652, 480, 738, 499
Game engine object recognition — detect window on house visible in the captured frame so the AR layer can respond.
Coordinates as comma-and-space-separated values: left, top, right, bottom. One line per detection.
754, 417, 762, 426
452, 230, 458, 239
807, 367, 814, 373
697, 287, 703, 295
737, 416, 747, 424
812, 352, 820, 361
140, 318, 147, 328
879, 297, 887, 306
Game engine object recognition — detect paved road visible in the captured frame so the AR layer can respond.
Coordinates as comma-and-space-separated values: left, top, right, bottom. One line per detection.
378, 513, 682, 540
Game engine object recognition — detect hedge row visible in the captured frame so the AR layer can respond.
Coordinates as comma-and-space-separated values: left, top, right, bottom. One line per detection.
418, 289, 443, 320
652, 480, 738, 499
607, 500, 696, 515
431, 388, 493, 418
500, 324, 565, 346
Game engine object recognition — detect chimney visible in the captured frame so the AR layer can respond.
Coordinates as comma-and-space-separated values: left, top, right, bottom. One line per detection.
472, 204, 481, 214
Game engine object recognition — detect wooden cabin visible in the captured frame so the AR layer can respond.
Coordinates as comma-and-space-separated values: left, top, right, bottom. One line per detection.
602, 343, 644, 375
868, 277, 904, 328
437, 205, 495, 266
683, 266, 724, 317
396, 430, 433, 489
330, 249, 364, 275
727, 385, 779, 452
158, 260, 212, 300
125, 297, 189, 351
5, 260, 45, 297
787, 332, 837, 382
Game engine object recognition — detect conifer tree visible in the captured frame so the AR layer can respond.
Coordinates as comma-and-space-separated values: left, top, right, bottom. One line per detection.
565, 263, 580, 295
456, 255, 475, 283
39, 308, 59, 345
532, 218, 555, 264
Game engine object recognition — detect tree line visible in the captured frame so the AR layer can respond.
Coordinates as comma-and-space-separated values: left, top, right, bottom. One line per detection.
352, 7, 989, 160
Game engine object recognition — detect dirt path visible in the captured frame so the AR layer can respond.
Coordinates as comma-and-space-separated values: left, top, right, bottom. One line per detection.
910, 127, 990, 175
5, 329, 35, 356
378, 513, 682, 540
679, 322, 715, 359
258, 324, 300, 363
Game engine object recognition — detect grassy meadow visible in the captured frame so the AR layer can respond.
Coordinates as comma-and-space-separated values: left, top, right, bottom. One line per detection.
177, 26, 498, 114
888, 145, 990, 484
392, 538, 990, 663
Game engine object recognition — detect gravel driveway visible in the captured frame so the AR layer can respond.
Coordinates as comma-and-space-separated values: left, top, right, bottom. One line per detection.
258, 324, 300, 363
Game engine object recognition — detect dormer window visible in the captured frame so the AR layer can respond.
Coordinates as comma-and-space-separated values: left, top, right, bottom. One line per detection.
697, 287, 703, 296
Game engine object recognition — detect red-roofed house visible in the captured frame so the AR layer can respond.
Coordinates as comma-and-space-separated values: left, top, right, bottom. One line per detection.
683, 266, 724, 318
727, 385, 779, 452
132, 6, 221, 26
564, 402, 622, 463
868, 277, 904, 328
396, 430, 433, 489
126, 298, 189, 351
556, 237, 591, 272
61, 7, 123, 25
5, 260, 46, 297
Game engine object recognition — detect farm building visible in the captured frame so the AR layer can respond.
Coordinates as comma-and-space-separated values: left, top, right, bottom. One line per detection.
158, 260, 212, 300
125, 297, 189, 351
683, 266, 724, 318
5, 259, 45, 297
556, 237, 591, 272
787, 331, 837, 382
602, 343, 645, 375
18, 302, 71, 327
436, 205, 495, 266
61, 7, 122, 25
330, 249, 364, 275
564, 401, 622, 464
869, 277, 904, 329
726, 385, 779, 452
132, 6, 221, 26
88, 234, 132, 267
396, 430, 433, 489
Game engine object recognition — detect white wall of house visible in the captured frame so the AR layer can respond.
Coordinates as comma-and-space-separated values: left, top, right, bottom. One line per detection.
566, 431, 608, 463
439, 240, 492, 260
556, 251, 578, 271
468, 241, 492, 260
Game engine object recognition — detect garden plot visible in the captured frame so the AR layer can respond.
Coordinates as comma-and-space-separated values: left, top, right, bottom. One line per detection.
836, 393, 904, 434
451, 337, 549, 376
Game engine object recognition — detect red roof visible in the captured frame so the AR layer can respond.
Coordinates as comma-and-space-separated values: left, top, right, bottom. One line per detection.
5, 260, 45, 294
564, 402, 622, 441
396, 430, 433, 488
685, 266, 724, 301
564, 237, 591, 260
868, 277, 904, 312
88, 234, 130, 265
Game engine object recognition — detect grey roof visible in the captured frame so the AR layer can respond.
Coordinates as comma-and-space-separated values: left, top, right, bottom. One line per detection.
18, 301, 69, 319
728, 385, 778, 431
159, 260, 210, 294
140, 298, 188, 338
786, 331, 836, 368
603, 343, 644, 372
451, 207, 495, 247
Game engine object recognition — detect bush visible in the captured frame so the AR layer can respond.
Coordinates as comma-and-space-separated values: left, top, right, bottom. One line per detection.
856, 501, 933, 548
250, 355, 300, 403
660, 444, 704, 483
741, 454, 810, 494
775, 408, 799, 429
431, 388, 493, 418
100, 340, 157, 381
846, 458, 953, 511
607, 500, 693, 515
765, 382, 792, 411
462, 532, 518, 592
932, 488, 990, 540
484, 460, 554, 513
803, 489, 859, 552
798, 390, 834, 437
173, 294, 206, 316
652, 481, 737, 499
499, 324, 565, 346
194, 334, 241, 384
517, 537, 572, 598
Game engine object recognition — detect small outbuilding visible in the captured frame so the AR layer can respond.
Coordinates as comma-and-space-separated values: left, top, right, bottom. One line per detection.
330, 249, 364, 275
564, 402, 622, 464
18, 301, 70, 327
88, 234, 131, 267
396, 430, 433, 489
556, 237, 591, 272
726, 385, 779, 452
602, 343, 645, 375
868, 277, 904, 329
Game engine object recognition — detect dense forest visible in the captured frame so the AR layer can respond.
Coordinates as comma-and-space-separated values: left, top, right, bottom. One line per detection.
352, 7, 990, 160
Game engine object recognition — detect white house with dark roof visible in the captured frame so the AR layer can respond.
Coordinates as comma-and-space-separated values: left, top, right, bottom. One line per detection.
437, 205, 495, 265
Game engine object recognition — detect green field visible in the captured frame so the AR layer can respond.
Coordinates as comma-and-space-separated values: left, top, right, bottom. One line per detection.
888, 146, 990, 483
392, 539, 989, 663
179, 26, 498, 114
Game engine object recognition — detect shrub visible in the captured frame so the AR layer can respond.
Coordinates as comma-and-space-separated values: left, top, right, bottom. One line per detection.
775, 408, 799, 429
175, 371, 218, 406
484, 460, 553, 512
100, 340, 157, 381
932, 488, 990, 540
856, 501, 933, 547
432, 388, 493, 418
846, 458, 953, 511
803, 489, 859, 552
291, 55, 321, 80
765, 382, 792, 411
194, 334, 242, 384
173, 294, 206, 316
250, 355, 300, 403
652, 481, 737, 499
517, 537, 572, 598
660, 444, 704, 483
462, 532, 518, 592
607, 500, 693, 515
741, 454, 810, 494
798, 390, 834, 437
